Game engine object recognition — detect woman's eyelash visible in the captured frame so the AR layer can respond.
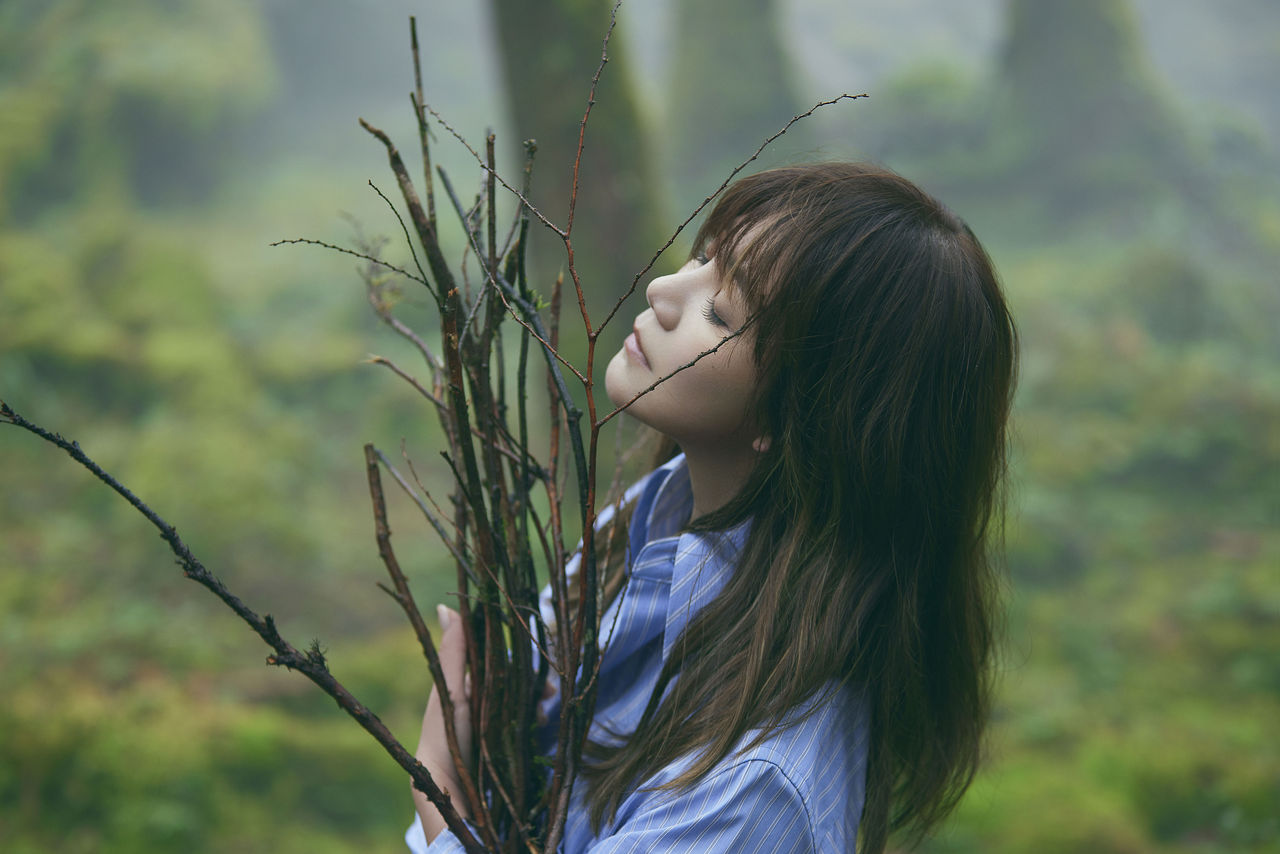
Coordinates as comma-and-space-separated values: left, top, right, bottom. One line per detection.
695, 250, 711, 265
702, 297, 728, 328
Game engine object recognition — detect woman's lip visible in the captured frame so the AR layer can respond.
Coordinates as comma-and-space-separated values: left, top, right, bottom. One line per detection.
624, 329, 650, 370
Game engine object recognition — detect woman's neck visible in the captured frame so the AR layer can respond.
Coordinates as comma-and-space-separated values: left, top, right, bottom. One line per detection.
680, 442, 757, 519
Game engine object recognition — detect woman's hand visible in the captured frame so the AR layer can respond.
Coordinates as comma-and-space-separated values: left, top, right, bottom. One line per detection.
414, 604, 472, 843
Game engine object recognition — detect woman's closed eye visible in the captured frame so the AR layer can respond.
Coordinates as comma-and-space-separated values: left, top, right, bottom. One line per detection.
702, 297, 729, 328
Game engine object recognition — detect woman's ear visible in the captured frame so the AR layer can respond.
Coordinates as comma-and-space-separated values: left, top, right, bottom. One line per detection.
752, 436, 771, 453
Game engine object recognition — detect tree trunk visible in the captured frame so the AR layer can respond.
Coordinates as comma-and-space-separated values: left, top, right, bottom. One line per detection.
665, 0, 811, 217
489, 0, 666, 315
995, 0, 1191, 212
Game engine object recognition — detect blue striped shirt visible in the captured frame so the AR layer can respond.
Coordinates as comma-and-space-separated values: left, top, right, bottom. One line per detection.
408, 455, 867, 852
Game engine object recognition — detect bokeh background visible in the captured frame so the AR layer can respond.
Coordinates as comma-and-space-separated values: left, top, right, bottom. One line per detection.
2, 1, 1277, 851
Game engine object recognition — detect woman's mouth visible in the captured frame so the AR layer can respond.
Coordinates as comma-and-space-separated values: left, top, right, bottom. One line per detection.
624, 327, 650, 370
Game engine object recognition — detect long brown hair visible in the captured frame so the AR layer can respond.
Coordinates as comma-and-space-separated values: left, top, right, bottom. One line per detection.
583, 163, 1018, 852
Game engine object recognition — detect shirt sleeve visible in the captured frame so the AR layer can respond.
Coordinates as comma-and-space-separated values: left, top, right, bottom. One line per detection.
585, 758, 817, 854
404, 813, 469, 854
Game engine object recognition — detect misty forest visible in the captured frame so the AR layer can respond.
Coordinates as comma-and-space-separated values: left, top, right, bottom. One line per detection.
1, 1, 1277, 852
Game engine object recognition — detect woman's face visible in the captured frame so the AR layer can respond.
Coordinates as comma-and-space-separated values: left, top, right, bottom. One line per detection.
605, 253, 759, 451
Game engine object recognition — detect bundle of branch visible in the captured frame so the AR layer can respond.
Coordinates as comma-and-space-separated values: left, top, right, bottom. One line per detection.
332, 14, 630, 849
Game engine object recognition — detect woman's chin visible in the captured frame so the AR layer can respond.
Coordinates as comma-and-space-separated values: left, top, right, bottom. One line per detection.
603, 351, 631, 409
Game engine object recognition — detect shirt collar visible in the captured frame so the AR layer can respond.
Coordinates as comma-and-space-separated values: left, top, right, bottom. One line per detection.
626, 454, 751, 664
664, 521, 748, 662
644, 455, 695, 541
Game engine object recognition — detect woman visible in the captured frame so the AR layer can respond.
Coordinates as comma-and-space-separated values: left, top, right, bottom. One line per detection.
409, 162, 1018, 853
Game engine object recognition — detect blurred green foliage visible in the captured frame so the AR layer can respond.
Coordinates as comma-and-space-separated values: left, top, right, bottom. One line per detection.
1, 3, 455, 849
1, 1, 1277, 852
895, 6, 1280, 851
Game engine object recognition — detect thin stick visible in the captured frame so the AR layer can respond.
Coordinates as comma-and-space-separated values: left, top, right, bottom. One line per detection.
497, 140, 536, 261
420, 103, 566, 239
540, 15, 626, 850
565, 0, 622, 240
409, 17, 437, 230
486, 133, 498, 314
359, 119, 458, 303
374, 447, 475, 580
438, 164, 587, 384
493, 283, 587, 383
551, 0, 625, 373
270, 238, 425, 285
368, 179, 436, 299
364, 444, 487, 828
368, 356, 449, 413
379, 315, 445, 376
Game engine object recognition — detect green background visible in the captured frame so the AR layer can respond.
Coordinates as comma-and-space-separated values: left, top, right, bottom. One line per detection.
1, 1, 1276, 851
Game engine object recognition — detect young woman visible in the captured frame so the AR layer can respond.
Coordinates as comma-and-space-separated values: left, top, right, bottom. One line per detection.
408, 162, 1018, 853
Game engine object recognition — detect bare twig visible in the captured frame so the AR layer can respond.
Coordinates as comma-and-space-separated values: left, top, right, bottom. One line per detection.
364, 444, 488, 832
493, 282, 587, 383
379, 315, 445, 375
374, 447, 475, 581
539, 11, 631, 852
368, 356, 449, 413
420, 102, 566, 239
358, 118, 459, 302
409, 17, 437, 231
270, 237, 425, 285
565, 0, 622, 240
497, 141, 536, 261
368, 179, 435, 297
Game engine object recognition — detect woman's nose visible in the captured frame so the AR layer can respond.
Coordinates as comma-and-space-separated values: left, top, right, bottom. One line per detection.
645, 274, 681, 329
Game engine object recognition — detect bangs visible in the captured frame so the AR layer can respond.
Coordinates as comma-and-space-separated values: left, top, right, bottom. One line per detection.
692, 181, 798, 313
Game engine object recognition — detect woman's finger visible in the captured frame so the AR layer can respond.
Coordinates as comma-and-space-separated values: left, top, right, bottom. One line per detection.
413, 605, 473, 840
436, 604, 467, 705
